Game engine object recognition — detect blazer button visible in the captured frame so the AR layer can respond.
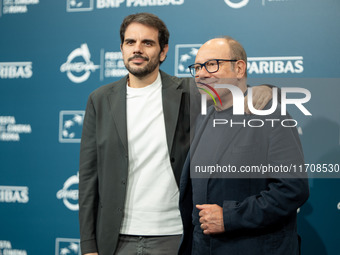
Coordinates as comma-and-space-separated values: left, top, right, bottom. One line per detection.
171, 157, 175, 163
121, 179, 126, 185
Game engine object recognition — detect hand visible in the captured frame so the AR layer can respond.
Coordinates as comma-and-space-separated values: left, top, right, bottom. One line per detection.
84, 253, 98, 255
244, 85, 273, 114
196, 204, 225, 235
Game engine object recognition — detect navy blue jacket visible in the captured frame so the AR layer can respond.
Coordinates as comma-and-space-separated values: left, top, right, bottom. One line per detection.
179, 103, 309, 255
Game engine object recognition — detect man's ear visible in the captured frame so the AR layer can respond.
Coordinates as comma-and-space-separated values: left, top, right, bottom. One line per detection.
120, 44, 123, 52
160, 44, 169, 62
236, 60, 246, 79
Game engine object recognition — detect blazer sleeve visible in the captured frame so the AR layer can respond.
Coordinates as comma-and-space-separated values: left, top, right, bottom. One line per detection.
79, 94, 99, 254
222, 115, 309, 232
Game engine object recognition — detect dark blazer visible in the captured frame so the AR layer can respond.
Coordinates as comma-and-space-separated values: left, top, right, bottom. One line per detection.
79, 71, 199, 255
179, 103, 309, 255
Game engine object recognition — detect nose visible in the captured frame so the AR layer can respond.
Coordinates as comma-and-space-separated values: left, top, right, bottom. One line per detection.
133, 42, 143, 55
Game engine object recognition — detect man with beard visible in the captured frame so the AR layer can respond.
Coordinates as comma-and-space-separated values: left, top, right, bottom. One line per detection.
79, 13, 273, 255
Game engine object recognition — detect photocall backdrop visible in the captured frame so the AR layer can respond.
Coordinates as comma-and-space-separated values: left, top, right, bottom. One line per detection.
1, 0, 339, 254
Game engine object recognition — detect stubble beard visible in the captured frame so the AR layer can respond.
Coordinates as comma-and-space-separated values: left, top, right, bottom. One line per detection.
125, 54, 161, 78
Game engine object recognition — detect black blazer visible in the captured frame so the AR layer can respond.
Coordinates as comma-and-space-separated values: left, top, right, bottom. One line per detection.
179, 104, 309, 255
79, 71, 199, 255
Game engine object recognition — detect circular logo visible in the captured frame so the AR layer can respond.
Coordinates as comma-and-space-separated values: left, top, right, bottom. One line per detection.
60, 44, 100, 83
224, 0, 249, 9
57, 173, 79, 211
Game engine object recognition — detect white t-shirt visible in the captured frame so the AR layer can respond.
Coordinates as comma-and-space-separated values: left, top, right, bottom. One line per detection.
120, 73, 183, 235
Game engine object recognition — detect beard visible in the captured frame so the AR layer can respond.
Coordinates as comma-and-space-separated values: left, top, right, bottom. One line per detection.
125, 54, 160, 78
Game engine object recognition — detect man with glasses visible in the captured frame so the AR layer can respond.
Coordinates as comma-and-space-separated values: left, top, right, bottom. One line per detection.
178, 37, 309, 255
79, 12, 274, 255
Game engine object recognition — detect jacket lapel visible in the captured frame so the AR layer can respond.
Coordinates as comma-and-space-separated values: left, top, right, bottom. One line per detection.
106, 72, 186, 160
107, 76, 128, 154
160, 71, 183, 154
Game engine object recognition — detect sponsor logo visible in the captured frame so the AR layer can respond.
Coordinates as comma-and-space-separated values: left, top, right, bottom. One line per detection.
0, 186, 29, 203
56, 173, 79, 211
60, 44, 100, 83
175, 44, 201, 77
224, 0, 249, 9
247, 56, 304, 75
67, 0, 184, 12
59, 111, 85, 143
125, 0, 184, 7
60, 45, 128, 83
55, 238, 81, 255
0, 116, 32, 142
0, 62, 33, 79
102, 50, 128, 79
96, 0, 125, 8
66, 0, 94, 12
0, 240, 27, 255
1, 0, 39, 16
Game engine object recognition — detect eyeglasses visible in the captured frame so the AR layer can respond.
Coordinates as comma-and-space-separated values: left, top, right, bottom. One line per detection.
188, 59, 237, 77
